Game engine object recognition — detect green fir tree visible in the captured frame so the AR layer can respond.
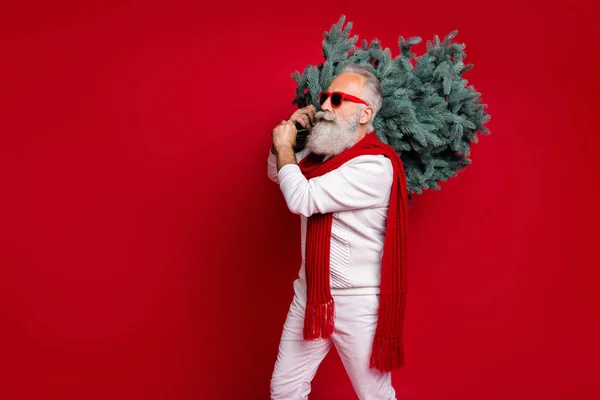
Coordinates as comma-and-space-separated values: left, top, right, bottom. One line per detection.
291, 15, 491, 196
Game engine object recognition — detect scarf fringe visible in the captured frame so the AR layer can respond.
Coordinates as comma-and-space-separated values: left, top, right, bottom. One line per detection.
303, 298, 335, 340
370, 335, 405, 372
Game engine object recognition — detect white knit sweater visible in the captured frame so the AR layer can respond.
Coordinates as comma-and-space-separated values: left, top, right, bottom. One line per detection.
267, 147, 393, 295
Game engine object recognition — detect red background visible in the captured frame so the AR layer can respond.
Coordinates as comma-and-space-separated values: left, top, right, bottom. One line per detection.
1, 0, 599, 399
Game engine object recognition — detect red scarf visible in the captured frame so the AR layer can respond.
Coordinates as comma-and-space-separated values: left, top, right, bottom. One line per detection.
297, 131, 409, 372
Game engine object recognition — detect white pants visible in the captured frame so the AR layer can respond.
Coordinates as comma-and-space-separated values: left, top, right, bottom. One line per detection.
270, 279, 397, 400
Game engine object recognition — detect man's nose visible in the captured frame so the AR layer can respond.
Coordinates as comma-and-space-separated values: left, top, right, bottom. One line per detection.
320, 97, 333, 112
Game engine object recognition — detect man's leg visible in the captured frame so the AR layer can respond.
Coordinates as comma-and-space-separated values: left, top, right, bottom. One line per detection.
331, 294, 397, 400
270, 279, 332, 400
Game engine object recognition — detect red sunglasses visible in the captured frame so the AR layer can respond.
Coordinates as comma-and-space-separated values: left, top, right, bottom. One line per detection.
319, 91, 369, 108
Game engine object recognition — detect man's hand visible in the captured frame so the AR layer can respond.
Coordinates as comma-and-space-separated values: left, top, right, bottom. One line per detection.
290, 104, 317, 130
270, 105, 317, 155
271, 120, 297, 150
271, 121, 299, 172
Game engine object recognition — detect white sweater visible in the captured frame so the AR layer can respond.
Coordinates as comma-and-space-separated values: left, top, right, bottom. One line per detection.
267, 147, 393, 295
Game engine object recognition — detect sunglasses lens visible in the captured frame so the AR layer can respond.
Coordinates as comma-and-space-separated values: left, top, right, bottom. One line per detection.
331, 93, 343, 107
319, 93, 328, 105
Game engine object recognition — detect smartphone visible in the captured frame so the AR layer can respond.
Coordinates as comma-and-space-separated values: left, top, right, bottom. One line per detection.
294, 122, 310, 152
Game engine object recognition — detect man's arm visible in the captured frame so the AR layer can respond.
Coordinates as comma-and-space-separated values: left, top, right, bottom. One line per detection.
275, 145, 297, 173
267, 146, 279, 183
267, 145, 310, 184
276, 154, 393, 218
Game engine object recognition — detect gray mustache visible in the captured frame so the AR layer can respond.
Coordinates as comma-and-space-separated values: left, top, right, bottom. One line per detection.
315, 111, 336, 122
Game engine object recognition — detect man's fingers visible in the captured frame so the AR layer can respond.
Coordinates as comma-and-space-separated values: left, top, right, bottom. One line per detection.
301, 105, 316, 124
289, 104, 318, 128
307, 107, 316, 124
289, 115, 302, 128
293, 106, 315, 118
294, 114, 310, 129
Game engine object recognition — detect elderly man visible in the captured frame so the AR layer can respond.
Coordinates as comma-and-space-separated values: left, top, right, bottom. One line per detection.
267, 64, 409, 400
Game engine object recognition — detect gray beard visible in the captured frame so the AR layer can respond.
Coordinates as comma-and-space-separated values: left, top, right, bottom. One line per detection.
306, 111, 360, 156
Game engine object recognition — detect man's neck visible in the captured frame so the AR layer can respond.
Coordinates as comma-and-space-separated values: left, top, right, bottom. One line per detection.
355, 126, 371, 144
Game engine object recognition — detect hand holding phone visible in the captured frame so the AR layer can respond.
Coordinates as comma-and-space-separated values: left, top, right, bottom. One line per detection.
289, 105, 316, 152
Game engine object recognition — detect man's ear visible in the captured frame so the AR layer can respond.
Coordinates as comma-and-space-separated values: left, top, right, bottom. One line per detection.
360, 106, 374, 124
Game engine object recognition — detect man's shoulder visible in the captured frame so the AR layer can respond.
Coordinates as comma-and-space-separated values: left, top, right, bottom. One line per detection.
343, 153, 393, 170
335, 154, 394, 186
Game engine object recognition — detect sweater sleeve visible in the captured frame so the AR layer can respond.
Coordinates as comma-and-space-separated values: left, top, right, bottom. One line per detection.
267, 150, 279, 184
277, 154, 393, 217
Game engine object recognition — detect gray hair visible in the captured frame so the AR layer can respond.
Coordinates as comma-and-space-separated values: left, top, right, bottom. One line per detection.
340, 64, 383, 130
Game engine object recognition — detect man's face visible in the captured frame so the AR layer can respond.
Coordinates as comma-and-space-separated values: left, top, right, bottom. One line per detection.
305, 73, 365, 156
